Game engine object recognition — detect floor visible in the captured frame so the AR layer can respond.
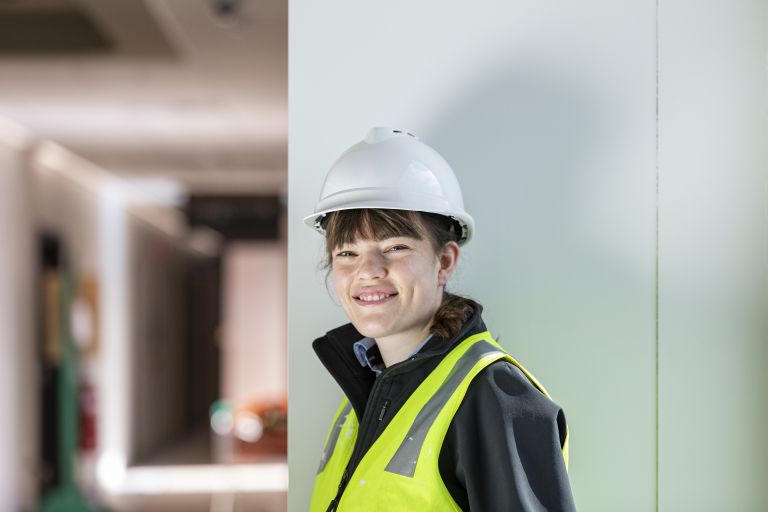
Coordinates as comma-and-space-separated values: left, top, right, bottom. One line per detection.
108, 427, 288, 512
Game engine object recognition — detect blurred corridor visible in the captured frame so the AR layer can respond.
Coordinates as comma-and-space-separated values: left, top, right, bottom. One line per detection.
0, 1, 287, 511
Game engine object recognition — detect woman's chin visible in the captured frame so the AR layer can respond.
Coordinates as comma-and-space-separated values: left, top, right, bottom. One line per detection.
352, 322, 392, 340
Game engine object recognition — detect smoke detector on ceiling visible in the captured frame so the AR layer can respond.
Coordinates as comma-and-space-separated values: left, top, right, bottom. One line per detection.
207, 0, 246, 27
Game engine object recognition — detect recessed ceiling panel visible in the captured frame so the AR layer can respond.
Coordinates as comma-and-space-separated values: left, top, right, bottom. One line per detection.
0, 0, 175, 57
0, 1, 111, 55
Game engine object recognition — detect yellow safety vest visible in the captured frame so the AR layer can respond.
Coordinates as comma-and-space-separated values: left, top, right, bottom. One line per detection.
310, 331, 569, 511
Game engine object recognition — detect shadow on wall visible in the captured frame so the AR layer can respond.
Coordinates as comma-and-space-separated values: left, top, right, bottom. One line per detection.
423, 59, 637, 308
423, 60, 657, 507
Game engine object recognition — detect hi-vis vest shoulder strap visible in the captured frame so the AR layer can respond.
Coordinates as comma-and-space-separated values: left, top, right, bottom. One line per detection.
310, 331, 569, 512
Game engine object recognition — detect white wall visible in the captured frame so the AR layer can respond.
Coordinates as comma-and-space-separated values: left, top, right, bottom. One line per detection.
658, 1, 768, 510
32, 146, 104, 275
289, 1, 767, 510
222, 242, 288, 405
0, 121, 36, 512
289, 1, 657, 510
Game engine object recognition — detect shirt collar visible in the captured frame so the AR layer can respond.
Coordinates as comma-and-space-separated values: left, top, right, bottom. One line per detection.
353, 334, 434, 376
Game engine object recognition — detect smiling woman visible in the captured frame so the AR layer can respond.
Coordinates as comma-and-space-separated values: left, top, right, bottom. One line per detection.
303, 128, 576, 511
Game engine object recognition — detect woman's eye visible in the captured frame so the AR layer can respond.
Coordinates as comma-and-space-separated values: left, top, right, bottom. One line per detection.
387, 244, 409, 252
336, 250, 355, 257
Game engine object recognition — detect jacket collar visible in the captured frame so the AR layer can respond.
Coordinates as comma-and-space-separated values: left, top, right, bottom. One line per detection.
312, 301, 487, 417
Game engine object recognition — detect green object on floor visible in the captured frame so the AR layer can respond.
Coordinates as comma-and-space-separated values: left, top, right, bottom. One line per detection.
39, 263, 98, 512
39, 486, 94, 512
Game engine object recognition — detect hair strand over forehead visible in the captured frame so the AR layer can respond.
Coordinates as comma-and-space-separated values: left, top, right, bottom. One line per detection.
323, 209, 427, 252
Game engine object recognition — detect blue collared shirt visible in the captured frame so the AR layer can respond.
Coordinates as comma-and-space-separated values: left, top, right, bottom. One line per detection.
353, 334, 434, 376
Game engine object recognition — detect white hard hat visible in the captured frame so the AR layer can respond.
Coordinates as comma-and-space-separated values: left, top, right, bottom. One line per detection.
303, 127, 475, 244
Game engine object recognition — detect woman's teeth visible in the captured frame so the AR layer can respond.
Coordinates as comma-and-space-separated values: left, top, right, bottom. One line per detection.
358, 293, 392, 302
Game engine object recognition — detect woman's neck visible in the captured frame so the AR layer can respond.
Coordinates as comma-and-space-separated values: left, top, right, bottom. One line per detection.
375, 325, 432, 367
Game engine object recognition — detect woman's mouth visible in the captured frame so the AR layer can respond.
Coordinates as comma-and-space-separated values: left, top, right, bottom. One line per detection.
353, 291, 398, 306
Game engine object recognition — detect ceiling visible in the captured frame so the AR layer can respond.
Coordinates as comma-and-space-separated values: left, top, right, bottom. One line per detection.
0, 0, 287, 194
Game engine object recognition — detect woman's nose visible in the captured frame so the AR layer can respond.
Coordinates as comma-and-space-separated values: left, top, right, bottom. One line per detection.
357, 252, 386, 279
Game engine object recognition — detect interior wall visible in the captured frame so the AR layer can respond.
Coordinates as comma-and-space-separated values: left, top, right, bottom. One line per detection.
29, 144, 200, 490
658, 1, 768, 510
128, 216, 189, 464
288, 1, 657, 510
32, 149, 104, 275
222, 242, 287, 406
0, 128, 36, 512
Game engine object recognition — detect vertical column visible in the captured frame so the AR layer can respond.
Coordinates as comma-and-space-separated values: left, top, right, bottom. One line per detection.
659, 0, 768, 509
0, 121, 35, 511
97, 181, 132, 493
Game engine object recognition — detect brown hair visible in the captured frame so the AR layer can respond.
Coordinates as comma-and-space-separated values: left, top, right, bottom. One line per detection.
322, 209, 475, 339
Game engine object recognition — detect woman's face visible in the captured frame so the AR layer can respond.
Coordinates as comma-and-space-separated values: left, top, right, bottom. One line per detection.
331, 233, 457, 349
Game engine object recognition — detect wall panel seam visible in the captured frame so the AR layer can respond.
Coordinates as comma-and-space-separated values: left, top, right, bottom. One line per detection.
654, 0, 661, 511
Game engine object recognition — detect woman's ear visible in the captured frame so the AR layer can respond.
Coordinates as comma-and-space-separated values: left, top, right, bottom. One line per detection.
437, 241, 460, 286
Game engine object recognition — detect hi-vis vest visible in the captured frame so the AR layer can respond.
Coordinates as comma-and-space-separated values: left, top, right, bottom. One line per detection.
310, 331, 569, 512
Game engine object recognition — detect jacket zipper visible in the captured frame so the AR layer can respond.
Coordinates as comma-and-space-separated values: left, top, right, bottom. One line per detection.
326, 359, 418, 510
325, 469, 349, 512
378, 399, 390, 421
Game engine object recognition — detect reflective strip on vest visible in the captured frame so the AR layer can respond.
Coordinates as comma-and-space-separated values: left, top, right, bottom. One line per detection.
385, 340, 505, 477
317, 400, 353, 474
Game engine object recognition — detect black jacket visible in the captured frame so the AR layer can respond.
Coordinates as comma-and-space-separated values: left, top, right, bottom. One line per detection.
313, 301, 576, 511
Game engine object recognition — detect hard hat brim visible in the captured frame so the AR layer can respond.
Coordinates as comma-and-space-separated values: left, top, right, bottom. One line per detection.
303, 202, 474, 245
